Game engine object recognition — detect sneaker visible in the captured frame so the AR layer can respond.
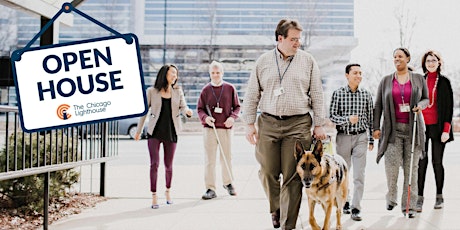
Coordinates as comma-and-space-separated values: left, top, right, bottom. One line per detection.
343, 202, 351, 214
351, 208, 362, 221
415, 196, 424, 212
201, 189, 217, 200
223, 184, 237, 196
434, 194, 444, 209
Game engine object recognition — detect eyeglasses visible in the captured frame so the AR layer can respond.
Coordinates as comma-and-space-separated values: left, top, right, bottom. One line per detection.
289, 37, 303, 43
425, 59, 438, 63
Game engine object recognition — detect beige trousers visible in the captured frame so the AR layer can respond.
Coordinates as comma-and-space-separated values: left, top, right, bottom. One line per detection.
203, 127, 234, 191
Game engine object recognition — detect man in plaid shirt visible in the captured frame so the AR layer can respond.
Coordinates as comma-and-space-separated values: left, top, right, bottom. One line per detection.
329, 63, 374, 222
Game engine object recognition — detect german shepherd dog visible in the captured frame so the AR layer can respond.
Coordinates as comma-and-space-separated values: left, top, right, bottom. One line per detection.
294, 139, 348, 230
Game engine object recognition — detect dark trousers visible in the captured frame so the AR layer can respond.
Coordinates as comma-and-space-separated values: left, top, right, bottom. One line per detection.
148, 138, 177, 193
418, 125, 446, 196
256, 113, 312, 229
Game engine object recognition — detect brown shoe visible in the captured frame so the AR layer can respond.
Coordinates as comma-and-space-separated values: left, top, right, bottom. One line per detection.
271, 209, 280, 228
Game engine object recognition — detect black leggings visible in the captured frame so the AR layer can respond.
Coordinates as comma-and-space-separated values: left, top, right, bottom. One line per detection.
418, 125, 446, 196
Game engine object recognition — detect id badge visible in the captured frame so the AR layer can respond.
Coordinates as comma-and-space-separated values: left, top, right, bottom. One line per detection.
399, 103, 410, 113
274, 87, 285, 97
214, 107, 223, 113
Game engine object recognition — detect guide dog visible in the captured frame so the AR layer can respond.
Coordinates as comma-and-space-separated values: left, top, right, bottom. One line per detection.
294, 139, 348, 230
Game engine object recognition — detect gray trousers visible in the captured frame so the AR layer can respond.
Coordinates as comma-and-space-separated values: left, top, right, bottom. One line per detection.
256, 113, 312, 230
336, 132, 368, 211
384, 122, 421, 211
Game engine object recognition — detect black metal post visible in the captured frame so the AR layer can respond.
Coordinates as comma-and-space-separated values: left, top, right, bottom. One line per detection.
43, 172, 50, 230
40, 16, 53, 46
100, 122, 108, 196
100, 162, 106, 196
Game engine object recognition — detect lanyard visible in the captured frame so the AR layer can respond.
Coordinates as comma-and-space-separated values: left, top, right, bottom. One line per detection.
274, 49, 293, 84
211, 83, 224, 108
395, 73, 408, 103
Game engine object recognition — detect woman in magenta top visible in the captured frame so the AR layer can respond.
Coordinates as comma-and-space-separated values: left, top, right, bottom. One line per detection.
416, 50, 454, 212
373, 48, 429, 218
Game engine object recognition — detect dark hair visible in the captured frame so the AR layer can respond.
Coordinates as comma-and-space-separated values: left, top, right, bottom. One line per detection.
421, 50, 443, 74
154, 64, 178, 91
393, 47, 411, 62
345, 63, 361, 74
275, 19, 303, 41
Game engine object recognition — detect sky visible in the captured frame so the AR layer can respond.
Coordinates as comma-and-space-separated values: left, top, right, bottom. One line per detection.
351, 0, 460, 74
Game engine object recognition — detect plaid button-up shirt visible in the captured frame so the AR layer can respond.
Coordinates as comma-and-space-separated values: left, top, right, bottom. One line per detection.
329, 85, 374, 144
242, 48, 326, 126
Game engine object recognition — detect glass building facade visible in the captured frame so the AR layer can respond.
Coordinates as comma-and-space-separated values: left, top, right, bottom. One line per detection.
143, 0, 354, 37
1, 0, 356, 108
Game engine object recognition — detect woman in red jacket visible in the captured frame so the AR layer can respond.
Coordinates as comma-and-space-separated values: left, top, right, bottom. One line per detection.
417, 50, 454, 212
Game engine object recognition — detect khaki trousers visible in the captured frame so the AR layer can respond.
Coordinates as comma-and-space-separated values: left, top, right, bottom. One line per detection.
203, 127, 233, 191
256, 113, 312, 230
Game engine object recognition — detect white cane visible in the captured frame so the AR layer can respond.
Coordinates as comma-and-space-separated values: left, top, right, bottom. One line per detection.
406, 111, 417, 216
206, 105, 234, 182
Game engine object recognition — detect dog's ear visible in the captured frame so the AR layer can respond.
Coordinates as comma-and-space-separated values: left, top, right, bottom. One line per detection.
294, 139, 305, 161
313, 140, 323, 159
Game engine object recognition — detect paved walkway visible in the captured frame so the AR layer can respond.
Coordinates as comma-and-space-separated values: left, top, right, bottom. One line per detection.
49, 133, 460, 230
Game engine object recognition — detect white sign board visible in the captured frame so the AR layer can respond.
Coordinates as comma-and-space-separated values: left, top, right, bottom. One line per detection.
12, 34, 147, 132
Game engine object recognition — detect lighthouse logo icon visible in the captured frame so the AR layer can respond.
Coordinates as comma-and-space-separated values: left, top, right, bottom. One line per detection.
57, 104, 71, 120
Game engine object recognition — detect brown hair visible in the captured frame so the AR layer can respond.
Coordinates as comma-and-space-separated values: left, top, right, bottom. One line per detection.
275, 19, 303, 41
421, 50, 443, 74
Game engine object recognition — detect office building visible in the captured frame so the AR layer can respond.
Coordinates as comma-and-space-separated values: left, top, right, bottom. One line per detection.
1, 0, 356, 108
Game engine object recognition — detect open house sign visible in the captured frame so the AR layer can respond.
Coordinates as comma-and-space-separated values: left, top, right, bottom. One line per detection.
12, 34, 148, 132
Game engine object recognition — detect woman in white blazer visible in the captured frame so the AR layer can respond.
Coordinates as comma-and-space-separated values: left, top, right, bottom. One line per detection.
135, 64, 193, 209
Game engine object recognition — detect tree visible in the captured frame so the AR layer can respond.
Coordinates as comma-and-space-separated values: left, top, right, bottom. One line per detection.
205, 0, 218, 63
0, 6, 17, 55
394, 0, 417, 49
288, 0, 324, 50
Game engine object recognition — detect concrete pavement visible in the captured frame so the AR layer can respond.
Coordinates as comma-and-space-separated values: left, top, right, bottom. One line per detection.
49, 132, 460, 230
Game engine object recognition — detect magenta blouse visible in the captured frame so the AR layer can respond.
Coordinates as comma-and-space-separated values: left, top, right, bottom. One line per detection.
392, 77, 412, 124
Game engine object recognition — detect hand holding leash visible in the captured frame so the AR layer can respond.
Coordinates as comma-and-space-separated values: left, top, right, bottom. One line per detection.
313, 126, 327, 140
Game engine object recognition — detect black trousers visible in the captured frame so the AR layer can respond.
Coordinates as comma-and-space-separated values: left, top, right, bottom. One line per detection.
418, 125, 446, 196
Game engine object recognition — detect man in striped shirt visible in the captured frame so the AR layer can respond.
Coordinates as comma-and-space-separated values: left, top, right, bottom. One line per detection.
242, 18, 326, 230
329, 63, 374, 222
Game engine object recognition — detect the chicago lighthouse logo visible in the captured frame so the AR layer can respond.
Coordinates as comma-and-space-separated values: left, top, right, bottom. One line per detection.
56, 104, 71, 120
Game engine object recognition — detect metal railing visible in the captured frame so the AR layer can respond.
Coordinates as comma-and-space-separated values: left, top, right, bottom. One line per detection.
0, 105, 119, 229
